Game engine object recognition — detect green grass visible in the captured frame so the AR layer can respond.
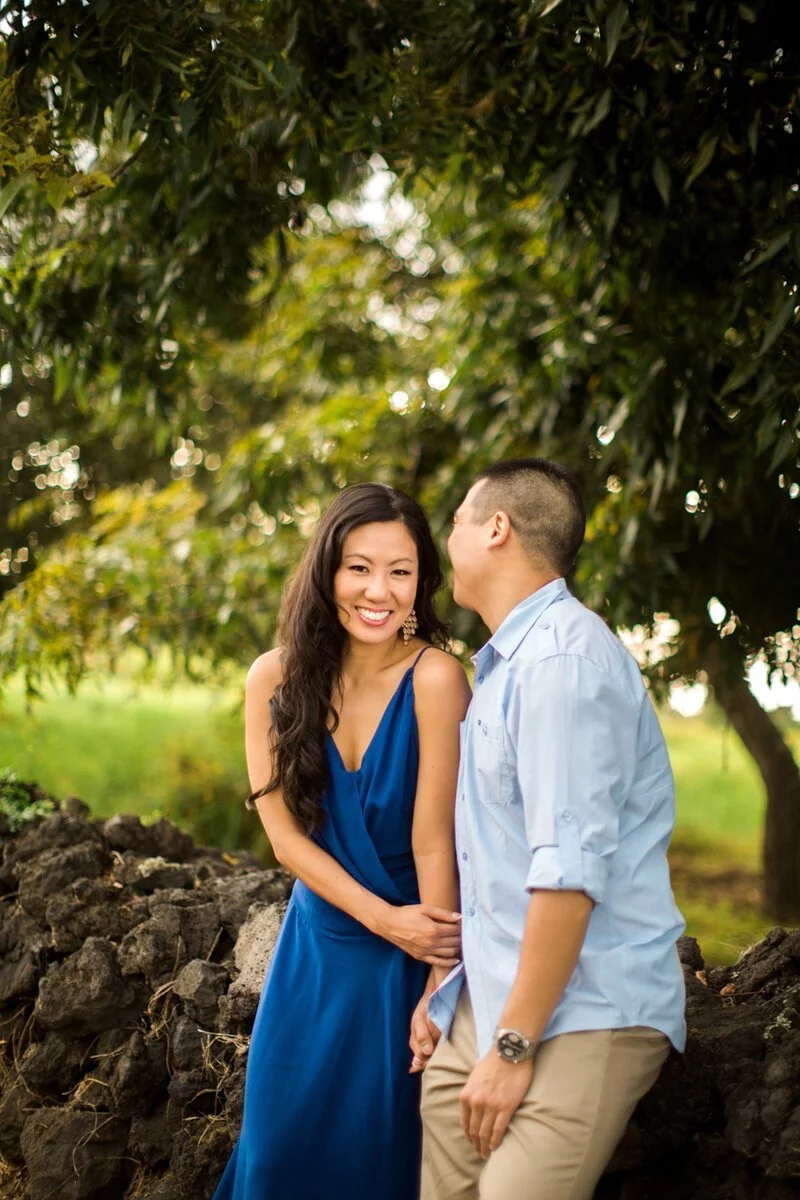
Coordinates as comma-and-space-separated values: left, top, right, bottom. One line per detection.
662, 709, 769, 860
1, 676, 798, 963
0, 673, 271, 860
0, 676, 245, 814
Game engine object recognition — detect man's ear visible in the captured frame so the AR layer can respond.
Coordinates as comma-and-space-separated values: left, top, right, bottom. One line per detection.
487, 510, 512, 549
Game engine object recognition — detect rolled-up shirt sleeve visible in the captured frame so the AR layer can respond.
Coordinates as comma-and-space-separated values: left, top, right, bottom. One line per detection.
507, 653, 637, 905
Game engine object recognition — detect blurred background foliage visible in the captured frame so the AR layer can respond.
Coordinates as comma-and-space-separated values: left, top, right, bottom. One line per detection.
1, 0, 799, 918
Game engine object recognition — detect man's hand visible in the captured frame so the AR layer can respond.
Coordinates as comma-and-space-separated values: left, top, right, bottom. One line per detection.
409, 993, 442, 1073
459, 1051, 534, 1158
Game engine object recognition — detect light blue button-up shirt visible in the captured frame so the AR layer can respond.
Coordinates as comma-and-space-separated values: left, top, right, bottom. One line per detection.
428, 578, 686, 1057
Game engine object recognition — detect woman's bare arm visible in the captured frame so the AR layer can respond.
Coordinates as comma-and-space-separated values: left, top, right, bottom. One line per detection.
247, 649, 461, 968
411, 650, 472, 986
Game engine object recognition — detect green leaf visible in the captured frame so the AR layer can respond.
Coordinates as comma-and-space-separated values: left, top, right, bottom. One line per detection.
45, 178, 73, 211
620, 514, 639, 561
78, 171, 115, 193
721, 358, 759, 396
605, 1, 627, 66
53, 356, 72, 403
747, 109, 760, 155
533, 0, 567, 16
0, 174, 26, 222
603, 189, 621, 236
768, 426, 796, 473
228, 76, 261, 92
684, 136, 718, 191
742, 230, 791, 274
583, 89, 612, 134
759, 293, 797, 355
546, 157, 576, 201
652, 158, 671, 207
673, 392, 688, 438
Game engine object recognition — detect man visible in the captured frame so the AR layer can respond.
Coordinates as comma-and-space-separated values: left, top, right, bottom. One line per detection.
412, 459, 686, 1200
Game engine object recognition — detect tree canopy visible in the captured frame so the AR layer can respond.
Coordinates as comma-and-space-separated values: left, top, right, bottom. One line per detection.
1, 0, 799, 908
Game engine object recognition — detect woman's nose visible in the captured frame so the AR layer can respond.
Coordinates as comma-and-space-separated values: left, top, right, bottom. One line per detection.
363, 574, 389, 600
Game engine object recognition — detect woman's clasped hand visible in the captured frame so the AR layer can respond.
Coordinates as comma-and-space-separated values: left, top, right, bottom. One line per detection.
380, 904, 462, 968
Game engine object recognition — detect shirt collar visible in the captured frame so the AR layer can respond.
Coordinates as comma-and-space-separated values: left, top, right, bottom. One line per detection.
482, 578, 569, 662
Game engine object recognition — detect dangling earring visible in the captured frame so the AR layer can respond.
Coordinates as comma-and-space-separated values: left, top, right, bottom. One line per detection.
401, 609, 418, 645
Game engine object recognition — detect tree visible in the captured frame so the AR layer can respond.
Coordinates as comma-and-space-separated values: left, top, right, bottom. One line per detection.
2, 0, 799, 909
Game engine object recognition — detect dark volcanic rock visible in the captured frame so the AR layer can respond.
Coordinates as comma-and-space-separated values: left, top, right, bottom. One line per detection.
19, 1032, 89, 1096
117, 897, 222, 988
113, 851, 193, 893
13, 790, 800, 1200
212, 869, 293, 937
110, 1029, 169, 1117
0, 1078, 37, 1163
102, 813, 194, 862
173, 959, 230, 1026
1, 797, 294, 1199
0, 1034, 89, 1161
130, 1103, 173, 1167
677, 933, 705, 972
0, 907, 50, 1003
16, 840, 111, 921
35, 937, 147, 1034
20, 1109, 132, 1200
45, 877, 149, 952
166, 1122, 232, 1200
0, 810, 103, 885
169, 1015, 205, 1073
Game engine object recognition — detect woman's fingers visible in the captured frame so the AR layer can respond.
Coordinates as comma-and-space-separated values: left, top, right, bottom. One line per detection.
421, 905, 462, 924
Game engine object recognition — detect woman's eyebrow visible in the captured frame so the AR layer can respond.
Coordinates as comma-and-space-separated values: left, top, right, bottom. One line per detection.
342, 554, 415, 564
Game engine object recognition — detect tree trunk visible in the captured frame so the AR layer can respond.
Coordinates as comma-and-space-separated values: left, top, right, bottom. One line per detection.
706, 654, 800, 921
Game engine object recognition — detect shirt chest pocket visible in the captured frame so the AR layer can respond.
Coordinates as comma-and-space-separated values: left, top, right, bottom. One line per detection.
473, 721, 514, 806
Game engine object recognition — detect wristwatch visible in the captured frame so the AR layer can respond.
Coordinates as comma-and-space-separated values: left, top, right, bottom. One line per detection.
494, 1027, 537, 1064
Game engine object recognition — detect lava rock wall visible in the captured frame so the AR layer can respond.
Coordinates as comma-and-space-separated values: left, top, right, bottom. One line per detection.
2, 795, 800, 1199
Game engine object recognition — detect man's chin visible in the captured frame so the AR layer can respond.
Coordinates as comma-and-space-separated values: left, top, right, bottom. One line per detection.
451, 580, 474, 612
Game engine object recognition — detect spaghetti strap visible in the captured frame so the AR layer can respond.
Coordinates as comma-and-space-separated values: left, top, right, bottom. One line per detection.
411, 644, 434, 671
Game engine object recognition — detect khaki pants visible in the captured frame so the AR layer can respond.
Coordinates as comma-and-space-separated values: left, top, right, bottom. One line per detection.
420, 991, 669, 1200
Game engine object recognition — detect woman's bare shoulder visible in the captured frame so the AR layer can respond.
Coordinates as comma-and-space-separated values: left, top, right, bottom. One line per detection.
413, 645, 471, 699
246, 648, 283, 696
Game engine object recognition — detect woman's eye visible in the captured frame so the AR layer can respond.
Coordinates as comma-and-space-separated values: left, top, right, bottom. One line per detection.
393, 569, 411, 576
349, 565, 367, 573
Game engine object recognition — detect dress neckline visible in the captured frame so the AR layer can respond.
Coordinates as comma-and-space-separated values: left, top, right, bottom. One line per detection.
328, 645, 431, 775
327, 665, 414, 776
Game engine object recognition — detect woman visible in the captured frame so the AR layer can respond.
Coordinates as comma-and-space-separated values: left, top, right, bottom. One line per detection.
214, 483, 471, 1200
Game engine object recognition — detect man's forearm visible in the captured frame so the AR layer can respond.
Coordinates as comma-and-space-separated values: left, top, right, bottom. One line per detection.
499, 889, 594, 1043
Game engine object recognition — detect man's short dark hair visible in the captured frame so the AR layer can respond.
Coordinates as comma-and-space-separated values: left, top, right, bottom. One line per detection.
472, 458, 586, 576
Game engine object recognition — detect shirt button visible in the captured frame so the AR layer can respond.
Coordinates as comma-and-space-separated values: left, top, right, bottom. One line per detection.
562, 810, 574, 823
468, 907, 476, 917
477, 719, 482, 726
478, 675, 484, 683
461, 851, 468, 862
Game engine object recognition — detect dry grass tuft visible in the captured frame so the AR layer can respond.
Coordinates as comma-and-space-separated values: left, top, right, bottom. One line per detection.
0, 1160, 28, 1199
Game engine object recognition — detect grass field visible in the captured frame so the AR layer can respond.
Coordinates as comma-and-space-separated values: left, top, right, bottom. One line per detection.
1, 675, 798, 964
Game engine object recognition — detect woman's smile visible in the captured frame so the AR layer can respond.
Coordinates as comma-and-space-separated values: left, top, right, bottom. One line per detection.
355, 606, 392, 626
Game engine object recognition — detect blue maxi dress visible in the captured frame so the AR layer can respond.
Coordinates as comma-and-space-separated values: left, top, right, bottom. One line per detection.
214, 650, 432, 1200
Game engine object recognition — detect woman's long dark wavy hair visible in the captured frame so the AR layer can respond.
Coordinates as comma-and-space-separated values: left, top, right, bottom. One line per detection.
252, 483, 449, 833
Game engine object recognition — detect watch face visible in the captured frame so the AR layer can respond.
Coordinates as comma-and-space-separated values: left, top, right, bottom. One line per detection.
497, 1031, 529, 1062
